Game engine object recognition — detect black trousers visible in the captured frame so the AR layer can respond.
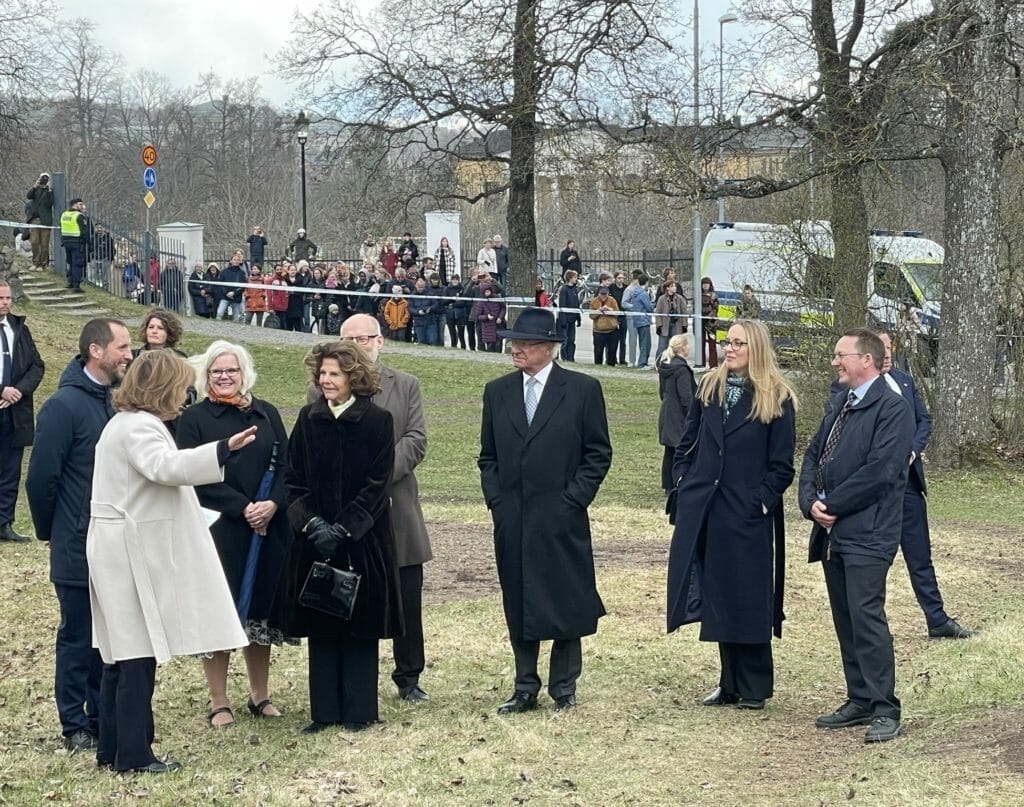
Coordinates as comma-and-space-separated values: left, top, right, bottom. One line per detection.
617, 317, 628, 364
717, 641, 773, 700
510, 636, 582, 700
822, 551, 900, 720
307, 635, 379, 725
53, 584, 103, 738
901, 488, 948, 629
98, 658, 157, 771
0, 411, 23, 524
593, 330, 617, 365
661, 445, 675, 492
392, 564, 425, 691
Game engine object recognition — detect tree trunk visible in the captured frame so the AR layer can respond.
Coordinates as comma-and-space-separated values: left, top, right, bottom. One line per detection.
505, 0, 539, 322
930, 2, 1007, 467
827, 162, 871, 333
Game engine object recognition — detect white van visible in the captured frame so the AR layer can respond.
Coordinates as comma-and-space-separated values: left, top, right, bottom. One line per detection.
699, 221, 942, 340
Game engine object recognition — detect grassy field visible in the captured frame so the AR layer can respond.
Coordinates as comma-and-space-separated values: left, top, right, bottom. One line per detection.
0, 292, 1022, 806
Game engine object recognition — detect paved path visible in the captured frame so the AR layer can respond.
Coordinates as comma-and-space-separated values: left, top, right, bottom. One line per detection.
178, 313, 664, 384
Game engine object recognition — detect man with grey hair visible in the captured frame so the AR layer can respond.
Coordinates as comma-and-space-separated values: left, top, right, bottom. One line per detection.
479, 307, 612, 714
306, 315, 432, 700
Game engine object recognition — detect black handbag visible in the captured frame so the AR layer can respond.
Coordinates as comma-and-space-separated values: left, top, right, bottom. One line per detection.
298, 559, 361, 620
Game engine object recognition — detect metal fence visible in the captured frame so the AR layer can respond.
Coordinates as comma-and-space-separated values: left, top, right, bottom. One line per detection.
52, 172, 188, 312
203, 245, 694, 292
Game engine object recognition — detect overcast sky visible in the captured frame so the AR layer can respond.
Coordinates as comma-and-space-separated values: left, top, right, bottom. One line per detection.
53, 0, 743, 108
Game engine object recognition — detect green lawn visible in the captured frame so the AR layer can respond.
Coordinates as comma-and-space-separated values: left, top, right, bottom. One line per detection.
0, 297, 1021, 805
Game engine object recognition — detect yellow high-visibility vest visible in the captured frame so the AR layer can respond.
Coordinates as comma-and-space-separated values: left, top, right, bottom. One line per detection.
60, 210, 82, 238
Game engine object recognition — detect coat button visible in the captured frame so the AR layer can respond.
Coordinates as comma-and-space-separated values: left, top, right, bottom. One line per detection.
713, 479, 718, 486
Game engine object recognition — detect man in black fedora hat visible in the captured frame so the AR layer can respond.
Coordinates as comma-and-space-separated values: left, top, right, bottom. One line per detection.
478, 307, 612, 714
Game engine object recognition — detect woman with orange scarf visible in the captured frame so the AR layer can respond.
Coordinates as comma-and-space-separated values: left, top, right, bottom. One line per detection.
176, 341, 294, 728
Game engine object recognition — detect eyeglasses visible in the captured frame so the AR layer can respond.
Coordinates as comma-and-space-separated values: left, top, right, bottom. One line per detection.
718, 339, 749, 350
510, 341, 546, 351
343, 335, 378, 345
832, 352, 865, 361
209, 367, 241, 377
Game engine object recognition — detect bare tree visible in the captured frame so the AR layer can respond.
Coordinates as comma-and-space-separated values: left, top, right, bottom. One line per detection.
49, 18, 121, 151
278, 0, 675, 302
0, 0, 56, 154
929, 0, 1022, 466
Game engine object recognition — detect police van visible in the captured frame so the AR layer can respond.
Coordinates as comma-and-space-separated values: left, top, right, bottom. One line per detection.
699, 221, 942, 345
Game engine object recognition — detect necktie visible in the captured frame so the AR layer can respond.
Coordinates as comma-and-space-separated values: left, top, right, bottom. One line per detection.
815, 390, 856, 491
525, 376, 539, 425
0, 320, 11, 388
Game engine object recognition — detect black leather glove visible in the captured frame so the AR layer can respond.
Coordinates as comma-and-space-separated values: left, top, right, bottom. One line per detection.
310, 523, 349, 559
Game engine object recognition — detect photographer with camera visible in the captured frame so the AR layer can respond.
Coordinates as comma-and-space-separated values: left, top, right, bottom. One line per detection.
26, 173, 54, 271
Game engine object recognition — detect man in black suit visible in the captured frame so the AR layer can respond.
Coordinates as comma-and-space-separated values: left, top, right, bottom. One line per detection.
878, 331, 975, 639
0, 280, 45, 542
479, 307, 612, 713
798, 329, 914, 743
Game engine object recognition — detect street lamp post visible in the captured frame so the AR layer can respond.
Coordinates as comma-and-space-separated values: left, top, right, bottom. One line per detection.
294, 110, 310, 234
717, 13, 738, 223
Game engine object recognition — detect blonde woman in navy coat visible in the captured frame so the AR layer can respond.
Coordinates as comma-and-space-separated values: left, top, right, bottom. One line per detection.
666, 319, 797, 710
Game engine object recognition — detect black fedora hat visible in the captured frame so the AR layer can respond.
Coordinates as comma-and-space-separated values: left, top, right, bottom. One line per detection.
497, 307, 563, 342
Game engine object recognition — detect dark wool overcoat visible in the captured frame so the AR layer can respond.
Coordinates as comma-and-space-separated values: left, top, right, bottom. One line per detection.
275, 395, 403, 641
479, 363, 612, 641
4, 313, 45, 447
175, 397, 290, 622
666, 389, 795, 643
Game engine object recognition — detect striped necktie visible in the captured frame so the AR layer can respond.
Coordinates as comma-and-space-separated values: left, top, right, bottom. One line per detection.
815, 390, 856, 491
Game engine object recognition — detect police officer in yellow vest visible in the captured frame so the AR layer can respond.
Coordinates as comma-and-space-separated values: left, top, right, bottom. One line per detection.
60, 198, 91, 293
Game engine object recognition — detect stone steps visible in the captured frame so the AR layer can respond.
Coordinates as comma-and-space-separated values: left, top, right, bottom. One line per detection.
20, 273, 112, 316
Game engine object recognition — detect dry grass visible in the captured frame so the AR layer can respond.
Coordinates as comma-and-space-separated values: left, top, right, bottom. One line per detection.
1, 297, 1022, 805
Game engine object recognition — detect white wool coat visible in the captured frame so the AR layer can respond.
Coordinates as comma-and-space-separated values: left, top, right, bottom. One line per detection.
87, 410, 248, 664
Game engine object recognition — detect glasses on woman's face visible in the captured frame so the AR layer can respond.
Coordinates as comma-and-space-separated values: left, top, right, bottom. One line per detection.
209, 367, 240, 378
719, 339, 749, 350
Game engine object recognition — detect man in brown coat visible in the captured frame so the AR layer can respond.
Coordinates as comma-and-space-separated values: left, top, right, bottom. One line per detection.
307, 314, 432, 700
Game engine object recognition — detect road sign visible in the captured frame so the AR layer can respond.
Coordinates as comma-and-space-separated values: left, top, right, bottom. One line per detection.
142, 145, 157, 166
143, 167, 156, 189
144, 191, 156, 208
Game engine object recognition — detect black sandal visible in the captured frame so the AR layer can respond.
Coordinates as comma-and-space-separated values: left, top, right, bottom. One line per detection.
206, 705, 235, 728
246, 698, 281, 718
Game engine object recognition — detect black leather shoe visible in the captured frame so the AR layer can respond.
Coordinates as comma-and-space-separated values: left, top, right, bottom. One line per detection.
815, 701, 872, 729
342, 721, 371, 732
864, 716, 901, 743
496, 692, 538, 714
62, 730, 98, 752
702, 687, 739, 707
736, 698, 765, 710
399, 685, 430, 702
96, 757, 114, 770
928, 618, 977, 639
130, 758, 182, 774
0, 523, 29, 543
301, 721, 336, 735
553, 694, 576, 712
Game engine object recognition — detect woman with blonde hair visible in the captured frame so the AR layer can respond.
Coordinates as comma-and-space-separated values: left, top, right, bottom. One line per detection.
666, 319, 797, 711
88, 350, 255, 773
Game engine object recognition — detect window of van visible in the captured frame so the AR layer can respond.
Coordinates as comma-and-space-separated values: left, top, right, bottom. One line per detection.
805, 255, 834, 298
873, 262, 916, 303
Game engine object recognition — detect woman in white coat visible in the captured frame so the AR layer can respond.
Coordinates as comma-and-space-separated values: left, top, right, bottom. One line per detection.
88, 350, 256, 774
